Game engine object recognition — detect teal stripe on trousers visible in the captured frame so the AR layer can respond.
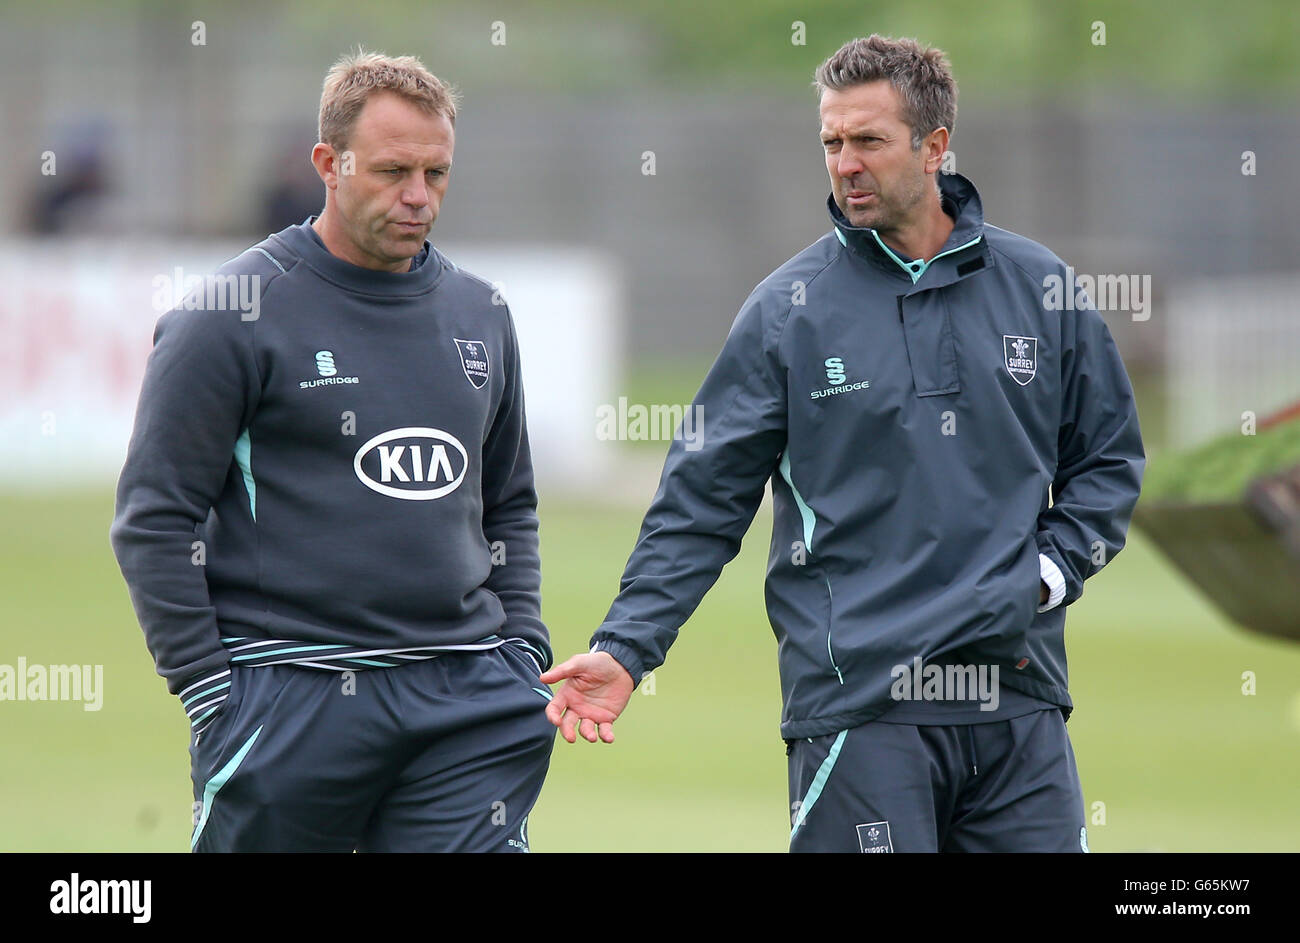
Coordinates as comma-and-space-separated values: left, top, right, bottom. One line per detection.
191, 726, 263, 850
790, 729, 848, 841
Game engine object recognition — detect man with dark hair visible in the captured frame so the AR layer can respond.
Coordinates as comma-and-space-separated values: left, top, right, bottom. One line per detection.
112, 50, 554, 852
542, 35, 1144, 853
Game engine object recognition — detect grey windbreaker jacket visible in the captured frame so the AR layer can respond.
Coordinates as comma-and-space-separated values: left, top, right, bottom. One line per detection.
591, 171, 1145, 740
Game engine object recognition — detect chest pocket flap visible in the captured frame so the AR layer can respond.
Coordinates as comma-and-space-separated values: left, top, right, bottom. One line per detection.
898, 290, 960, 397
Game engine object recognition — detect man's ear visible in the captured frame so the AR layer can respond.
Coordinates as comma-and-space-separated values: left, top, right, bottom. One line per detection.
922, 127, 949, 175
311, 142, 341, 190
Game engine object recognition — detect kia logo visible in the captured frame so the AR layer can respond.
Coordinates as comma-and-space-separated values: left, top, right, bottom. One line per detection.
353, 427, 468, 500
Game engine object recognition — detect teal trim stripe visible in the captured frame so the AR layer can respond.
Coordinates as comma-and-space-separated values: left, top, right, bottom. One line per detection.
231, 643, 351, 661
790, 729, 848, 841
516, 640, 547, 666
835, 222, 983, 285
233, 428, 256, 521
531, 687, 554, 702
778, 451, 817, 554
871, 231, 984, 284
824, 576, 844, 685
252, 247, 286, 273
191, 725, 263, 850
933, 235, 983, 260
870, 230, 921, 281
182, 680, 230, 708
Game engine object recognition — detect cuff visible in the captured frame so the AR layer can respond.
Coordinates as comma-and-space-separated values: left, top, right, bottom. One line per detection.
589, 638, 647, 688
1037, 553, 1067, 612
179, 668, 231, 736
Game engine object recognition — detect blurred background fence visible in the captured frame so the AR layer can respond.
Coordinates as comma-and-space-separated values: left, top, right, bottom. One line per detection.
3, 0, 1299, 465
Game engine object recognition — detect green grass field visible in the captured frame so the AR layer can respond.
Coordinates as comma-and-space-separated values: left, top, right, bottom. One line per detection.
2, 488, 1298, 852
1143, 409, 1300, 502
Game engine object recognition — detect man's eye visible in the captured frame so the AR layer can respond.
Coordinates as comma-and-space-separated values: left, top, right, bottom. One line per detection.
427, 169, 445, 178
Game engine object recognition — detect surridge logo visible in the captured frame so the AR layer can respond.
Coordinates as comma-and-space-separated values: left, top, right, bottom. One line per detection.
824, 357, 846, 385
301, 349, 359, 389
353, 427, 468, 500
301, 348, 358, 385
811, 356, 869, 400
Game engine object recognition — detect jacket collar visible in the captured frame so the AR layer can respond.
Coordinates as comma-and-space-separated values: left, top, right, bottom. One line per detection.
828, 171, 990, 288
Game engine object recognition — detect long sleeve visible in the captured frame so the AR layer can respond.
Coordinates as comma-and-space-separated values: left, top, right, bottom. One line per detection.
1035, 297, 1145, 608
591, 292, 789, 684
109, 297, 261, 718
480, 310, 550, 670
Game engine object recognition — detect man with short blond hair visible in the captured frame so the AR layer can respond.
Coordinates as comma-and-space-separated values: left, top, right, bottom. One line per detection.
113, 50, 554, 852
543, 35, 1144, 853
319, 50, 459, 145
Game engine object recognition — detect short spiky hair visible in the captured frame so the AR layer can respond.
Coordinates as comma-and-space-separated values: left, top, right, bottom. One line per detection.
814, 35, 957, 150
318, 49, 459, 152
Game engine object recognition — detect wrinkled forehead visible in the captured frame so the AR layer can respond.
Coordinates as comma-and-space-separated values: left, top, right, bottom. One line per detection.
350, 92, 455, 155
818, 81, 905, 134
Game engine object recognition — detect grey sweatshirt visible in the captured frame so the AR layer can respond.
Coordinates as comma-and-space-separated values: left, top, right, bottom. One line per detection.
111, 219, 549, 730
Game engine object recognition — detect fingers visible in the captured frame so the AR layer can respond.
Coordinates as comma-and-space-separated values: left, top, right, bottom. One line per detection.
545, 686, 578, 743
560, 702, 581, 744
544, 686, 587, 745
538, 654, 582, 685
544, 695, 565, 729
567, 713, 614, 744
545, 688, 616, 745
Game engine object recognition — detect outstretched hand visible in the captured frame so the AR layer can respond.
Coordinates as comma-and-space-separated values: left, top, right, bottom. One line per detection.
540, 651, 636, 744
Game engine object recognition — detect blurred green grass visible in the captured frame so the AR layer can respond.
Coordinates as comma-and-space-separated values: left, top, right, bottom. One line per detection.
1, 488, 1298, 851
1143, 411, 1300, 502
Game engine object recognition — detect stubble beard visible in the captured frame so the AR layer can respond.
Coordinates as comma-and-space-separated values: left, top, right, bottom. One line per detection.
845, 169, 928, 238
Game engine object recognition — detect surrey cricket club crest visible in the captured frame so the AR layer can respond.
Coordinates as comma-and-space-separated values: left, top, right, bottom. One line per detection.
856, 821, 894, 853
453, 338, 490, 389
1003, 335, 1038, 386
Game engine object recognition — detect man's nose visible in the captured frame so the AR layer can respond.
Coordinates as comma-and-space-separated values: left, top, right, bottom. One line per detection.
402, 174, 430, 208
836, 145, 864, 179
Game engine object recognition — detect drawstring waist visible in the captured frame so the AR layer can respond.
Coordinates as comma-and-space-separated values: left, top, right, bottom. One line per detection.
219, 635, 507, 670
